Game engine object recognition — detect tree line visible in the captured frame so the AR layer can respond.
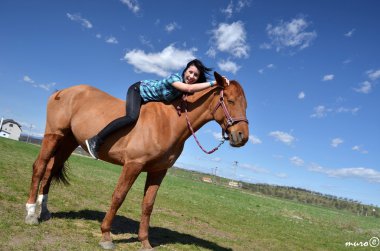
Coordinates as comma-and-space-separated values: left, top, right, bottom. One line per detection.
241, 182, 379, 217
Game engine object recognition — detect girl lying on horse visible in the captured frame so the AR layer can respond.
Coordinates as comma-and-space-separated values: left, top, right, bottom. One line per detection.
85, 59, 230, 159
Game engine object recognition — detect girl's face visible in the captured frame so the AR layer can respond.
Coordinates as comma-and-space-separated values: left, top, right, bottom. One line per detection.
184, 65, 200, 84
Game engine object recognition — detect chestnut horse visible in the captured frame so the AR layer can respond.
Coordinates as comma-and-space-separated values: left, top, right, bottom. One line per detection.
25, 72, 249, 250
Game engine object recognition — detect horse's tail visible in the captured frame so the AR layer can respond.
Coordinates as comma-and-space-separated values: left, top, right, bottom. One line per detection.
53, 89, 63, 100
51, 160, 70, 185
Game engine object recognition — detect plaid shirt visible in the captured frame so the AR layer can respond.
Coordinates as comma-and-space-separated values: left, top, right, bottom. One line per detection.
139, 73, 183, 102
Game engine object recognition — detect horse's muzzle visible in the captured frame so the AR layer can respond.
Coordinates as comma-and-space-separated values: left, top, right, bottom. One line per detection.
228, 130, 248, 147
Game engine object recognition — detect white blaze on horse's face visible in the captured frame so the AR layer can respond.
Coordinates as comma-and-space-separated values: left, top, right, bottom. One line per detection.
184, 65, 200, 84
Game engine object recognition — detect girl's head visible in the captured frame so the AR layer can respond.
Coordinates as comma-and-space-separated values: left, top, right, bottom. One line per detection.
182, 59, 212, 84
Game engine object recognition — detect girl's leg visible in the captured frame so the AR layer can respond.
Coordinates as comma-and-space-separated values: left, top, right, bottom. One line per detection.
86, 82, 142, 158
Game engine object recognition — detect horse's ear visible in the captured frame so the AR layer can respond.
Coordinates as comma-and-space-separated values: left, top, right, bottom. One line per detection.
214, 71, 226, 87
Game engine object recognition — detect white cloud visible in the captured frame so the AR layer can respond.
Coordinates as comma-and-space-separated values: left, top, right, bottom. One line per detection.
249, 135, 262, 144
290, 156, 304, 166
120, 0, 140, 13
352, 145, 368, 154
211, 157, 221, 162
221, 1, 233, 18
343, 59, 352, 64
310, 105, 330, 118
23, 75, 56, 91
221, 0, 251, 18
298, 91, 305, 99
105, 36, 118, 44
240, 163, 270, 174
206, 47, 217, 58
217, 60, 241, 74
258, 63, 275, 74
269, 131, 295, 145
211, 21, 249, 58
367, 69, 380, 81
331, 138, 343, 148
309, 164, 380, 183
139, 36, 154, 49
123, 44, 197, 77
336, 107, 360, 114
212, 132, 224, 141
322, 74, 334, 81
236, 0, 251, 11
66, 13, 93, 29
311, 105, 359, 118
38, 83, 57, 91
344, 28, 356, 37
259, 43, 271, 50
275, 173, 288, 179
263, 17, 317, 52
23, 75, 35, 84
165, 22, 181, 33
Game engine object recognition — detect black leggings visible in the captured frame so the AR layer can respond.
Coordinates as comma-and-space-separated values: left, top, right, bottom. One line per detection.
97, 82, 142, 142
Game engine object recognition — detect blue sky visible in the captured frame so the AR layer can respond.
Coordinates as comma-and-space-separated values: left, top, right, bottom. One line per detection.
1, 0, 379, 206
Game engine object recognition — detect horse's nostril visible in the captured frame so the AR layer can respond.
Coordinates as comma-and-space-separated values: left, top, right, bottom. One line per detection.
231, 132, 238, 142
238, 131, 244, 141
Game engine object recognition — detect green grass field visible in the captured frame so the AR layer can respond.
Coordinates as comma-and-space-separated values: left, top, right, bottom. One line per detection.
0, 137, 379, 250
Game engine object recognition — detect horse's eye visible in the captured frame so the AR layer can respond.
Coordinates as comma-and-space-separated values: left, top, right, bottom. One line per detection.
227, 100, 235, 105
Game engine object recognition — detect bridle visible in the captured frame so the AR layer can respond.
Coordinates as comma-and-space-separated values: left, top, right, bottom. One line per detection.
177, 86, 249, 154
211, 88, 249, 140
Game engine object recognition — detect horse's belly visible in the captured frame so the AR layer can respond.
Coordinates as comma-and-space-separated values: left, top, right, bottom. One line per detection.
142, 153, 178, 171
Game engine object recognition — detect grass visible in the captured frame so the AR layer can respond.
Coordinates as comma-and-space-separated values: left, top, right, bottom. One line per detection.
0, 137, 379, 250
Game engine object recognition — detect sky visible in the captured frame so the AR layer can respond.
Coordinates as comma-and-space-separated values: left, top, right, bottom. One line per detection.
1, 0, 379, 206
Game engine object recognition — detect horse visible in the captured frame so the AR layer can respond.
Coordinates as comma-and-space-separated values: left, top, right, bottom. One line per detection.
24, 72, 249, 250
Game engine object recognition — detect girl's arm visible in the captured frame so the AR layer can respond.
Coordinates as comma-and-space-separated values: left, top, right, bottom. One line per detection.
172, 77, 230, 93
172, 81, 215, 93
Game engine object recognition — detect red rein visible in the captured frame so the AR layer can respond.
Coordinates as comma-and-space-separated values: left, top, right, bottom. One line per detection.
178, 88, 248, 154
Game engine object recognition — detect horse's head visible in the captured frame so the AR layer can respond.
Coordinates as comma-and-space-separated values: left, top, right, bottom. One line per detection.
211, 72, 249, 147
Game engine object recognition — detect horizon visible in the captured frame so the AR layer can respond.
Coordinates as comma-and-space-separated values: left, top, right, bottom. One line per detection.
1, 0, 379, 206
11, 132, 379, 208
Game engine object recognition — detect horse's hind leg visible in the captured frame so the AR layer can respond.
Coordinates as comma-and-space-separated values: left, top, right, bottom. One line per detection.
37, 132, 78, 221
25, 133, 63, 225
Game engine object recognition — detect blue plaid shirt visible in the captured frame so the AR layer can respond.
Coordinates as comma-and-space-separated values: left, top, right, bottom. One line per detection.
139, 73, 183, 102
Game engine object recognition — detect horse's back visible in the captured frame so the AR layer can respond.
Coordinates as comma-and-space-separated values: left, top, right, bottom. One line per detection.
45, 85, 125, 141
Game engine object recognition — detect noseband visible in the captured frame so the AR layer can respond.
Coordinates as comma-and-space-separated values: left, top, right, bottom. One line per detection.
177, 86, 249, 154
211, 88, 249, 140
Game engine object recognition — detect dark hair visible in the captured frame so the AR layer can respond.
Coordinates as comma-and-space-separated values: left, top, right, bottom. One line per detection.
181, 59, 212, 83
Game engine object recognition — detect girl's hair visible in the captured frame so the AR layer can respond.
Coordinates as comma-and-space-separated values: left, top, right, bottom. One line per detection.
181, 59, 212, 83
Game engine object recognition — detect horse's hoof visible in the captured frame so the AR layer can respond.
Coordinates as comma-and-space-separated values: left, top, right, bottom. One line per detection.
140, 239, 154, 250
99, 241, 115, 250
39, 211, 51, 221
25, 215, 39, 225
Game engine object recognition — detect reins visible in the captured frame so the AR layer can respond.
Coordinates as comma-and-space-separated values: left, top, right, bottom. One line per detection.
178, 90, 225, 154
177, 86, 248, 154
184, 105, 226, 154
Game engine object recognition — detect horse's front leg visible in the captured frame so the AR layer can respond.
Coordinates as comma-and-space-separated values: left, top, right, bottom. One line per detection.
99, 162, 143, 250
138, 169, 168, 250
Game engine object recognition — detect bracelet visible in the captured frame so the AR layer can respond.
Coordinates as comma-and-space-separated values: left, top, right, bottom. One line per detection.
209, 81, 214, 87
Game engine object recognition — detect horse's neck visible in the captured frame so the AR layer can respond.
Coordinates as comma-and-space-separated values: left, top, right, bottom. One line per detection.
176, 89, 216, 141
